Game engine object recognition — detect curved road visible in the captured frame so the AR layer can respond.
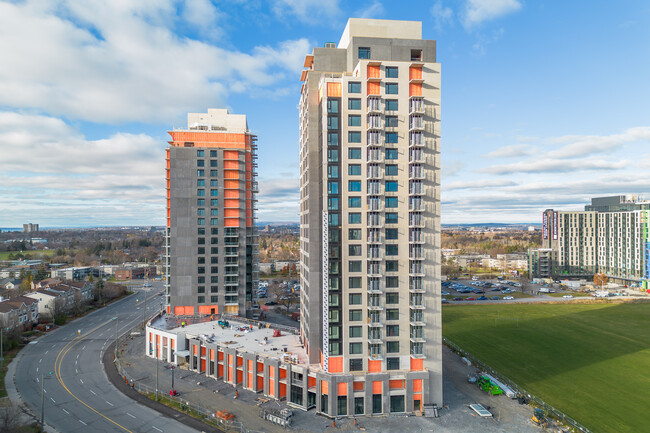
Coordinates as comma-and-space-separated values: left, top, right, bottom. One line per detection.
14, 285, 199, 433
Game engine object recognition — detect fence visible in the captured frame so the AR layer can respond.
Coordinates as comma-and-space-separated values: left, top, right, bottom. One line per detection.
443, 337, 592, 433
114, 322, 266, 433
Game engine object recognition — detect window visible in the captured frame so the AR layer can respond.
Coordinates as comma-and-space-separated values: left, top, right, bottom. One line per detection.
198, 257, 205, 264
349, 293, 362, 305
328, 197, 340, 211
349, 326, 362, 337
385, 148, 398, 159
386, 292, 399, 304
328, 181, 339, 194
348, 115, 361, 126
197, 169, 204, 177
385, 164, 398, 176
328, 165, 339, 178
385, 197, 398, 208
327, 99, 339, 113
358, 47, 371, 59
198, 296, 205, 304
386, 309, 399, 320
329, 213, 340, 225
210, 189, 218, 196
411, 49, 422, 61
330, 326, 339, 339
198, 286, 205, 293
197, 199, 205, 206
329, 294, 339, 306
197, 150, 204, 157
330, 342, 340, 356
197, 209, 205, 216
386, 132, 398, 143
385, 83, 398, 94
198, 228, 205, 235
349, 343, 363, 354
349, 277, 362, 288
390, 395, 404, 413
385, 116, 398, 128
386, 244, 398, 255
349, 213, 361, 224
385, 66, 398, 78
210, 169, 218, 177
328, 132, 339, 146
354, 397, 364, 414
211, 199, 218, 206
328, 116, 339, 129
329, 229, 340, 242
197, 189, 205, 197
386, 213, 398, 224
348, 131, 361, 143
210, 180, 218, 187
348, 99, 361, 110
197, 159, 204, 167
372, 394, 382, 414
386, 276, 399, 288
386, 324, 399, 336
349, 229, 361, 240
349, 245, 361, 256
211, 296, 218, 302
198, 248, 205, 255
211, 218, 218, 225
348, 82, 361, 93
348, 197, 361, 208
198, 266, 205, 274
349, 310, 362, 321
386, 99, 398, 111
210, 255, 218, 262
210, 209, 218, 216
350, 359, 363, 372
348, 148, 361, 159
386, 229, 398, 239
211, 247, 218, 254
327, 149, 339, 162
197, 218, 205, 226
386, 341, 399, 353
385, 181, 398, 192
197, 179, 205, 186
210, 150, 217, 157
210, 160, 217, 167
348, 165, 361, 176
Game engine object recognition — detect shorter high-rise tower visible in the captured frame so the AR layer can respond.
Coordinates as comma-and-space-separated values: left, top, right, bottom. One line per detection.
165, 109, 258, 317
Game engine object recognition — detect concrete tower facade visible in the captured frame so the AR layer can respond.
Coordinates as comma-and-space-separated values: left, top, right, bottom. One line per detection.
298, 18, 443, 412
165, 109, 258, 317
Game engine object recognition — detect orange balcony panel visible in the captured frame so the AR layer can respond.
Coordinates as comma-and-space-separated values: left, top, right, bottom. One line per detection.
372, 381, 382, 394
192, 345, 197, 355
237, 370, 243, 384
337, 382, 347, 396
412, 379, 423, 393
171, 339, 175, 349
410, 357, 424, 371
327, 82, 341, 97
224, 190, 239, 199
225, 218, 239, 227
224, 170, 239, 180
308, 376, 317, 388
409, 66, 423, 80
224, 209, 239, 217
367, 81, 380, 95
174, 306, 194, 316
223, 150, 239, 159
268, 366, 275, 379
257, 376, 263, 390
389, 379, 404, 389
201, 346, 206, 356
367, 64, 380, 79
368, 359, 381, 373
353, 381, 364, 391
210, 349, 215, 361
257, 361, 264, 372
224, 160, 239, 169
246, 209, 252, 219
246, 218, 253, 228
224, 180, 239, 189
200, 359, 206, 372
248, 360, 253, 371
321, 381, 328, 395
409, 82, 422, 97
328, 356, 343, 373
198, 305, 218, 315
279, 367, 286, 379
218, 364, 223, 377
248, 371, 253, 388
224, 199, 239, 209
219, 351, 224, 361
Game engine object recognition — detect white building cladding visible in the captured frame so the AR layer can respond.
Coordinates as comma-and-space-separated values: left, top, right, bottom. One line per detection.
298, 18, 442, 415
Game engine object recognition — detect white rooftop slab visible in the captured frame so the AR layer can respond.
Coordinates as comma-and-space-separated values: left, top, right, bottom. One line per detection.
186, 108, 249, 133
338, 18, 422, 49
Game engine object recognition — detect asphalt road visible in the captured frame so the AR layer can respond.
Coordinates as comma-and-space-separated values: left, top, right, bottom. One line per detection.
14, 283, 200, 433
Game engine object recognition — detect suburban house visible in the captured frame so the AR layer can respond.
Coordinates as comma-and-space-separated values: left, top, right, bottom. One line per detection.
0, 295, 39, 329
0, 278, 22, 290
24, 281, 93, 318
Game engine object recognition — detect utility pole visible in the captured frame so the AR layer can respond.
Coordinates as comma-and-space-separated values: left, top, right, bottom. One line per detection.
114, 317, 118, 358
40, 372, 44, 433
142, 293, 146, 330
155, 346, 159, 401
171, 365, 175, 391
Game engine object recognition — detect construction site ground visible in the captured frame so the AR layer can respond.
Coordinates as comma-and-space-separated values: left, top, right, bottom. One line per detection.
118, 331, 548, 433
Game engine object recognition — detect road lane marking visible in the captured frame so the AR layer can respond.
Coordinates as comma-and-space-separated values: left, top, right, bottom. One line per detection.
105, 401, 114, 406
50, 397, 56, 403
80, 379, 84, 384
152, 427, 163, 432
89, 390, 96, 395
79, 420, 87, 425
126, 413, 136, 419
45, 350, 49, 354
39, 358, 42, 363
36, 367, 39, 373
63, 409, 70, 414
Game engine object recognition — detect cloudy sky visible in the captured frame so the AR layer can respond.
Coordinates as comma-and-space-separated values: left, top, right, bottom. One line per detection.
1, 0, 649, 227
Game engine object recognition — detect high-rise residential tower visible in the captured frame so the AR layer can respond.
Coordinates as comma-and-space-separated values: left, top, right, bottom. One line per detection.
299, 18, 442, 411
165, 109, 258, 317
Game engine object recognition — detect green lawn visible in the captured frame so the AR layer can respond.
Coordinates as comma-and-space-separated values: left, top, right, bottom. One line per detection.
0, 249, 55, 260
442, 303, 650, 433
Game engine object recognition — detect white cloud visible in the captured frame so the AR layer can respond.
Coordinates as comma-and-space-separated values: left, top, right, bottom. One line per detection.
485, 143, 533, 158
483, 157, 629, 175
431, 0, 454, 31
463, 0, 522, 29
0, 0, 310, 124
444, 179, 517, 190
357, 1, 386, 19
272, 0, 341, 22
547, 127, 650, 158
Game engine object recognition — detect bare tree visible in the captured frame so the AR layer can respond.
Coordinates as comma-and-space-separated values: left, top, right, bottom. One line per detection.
0, 403, 25, 432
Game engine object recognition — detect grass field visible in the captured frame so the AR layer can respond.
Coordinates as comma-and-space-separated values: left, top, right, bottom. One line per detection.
442, 302, 650, 433
0, 249, 55, 260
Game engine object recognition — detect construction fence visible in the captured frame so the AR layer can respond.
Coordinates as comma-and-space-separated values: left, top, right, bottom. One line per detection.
443, 337, 592, 433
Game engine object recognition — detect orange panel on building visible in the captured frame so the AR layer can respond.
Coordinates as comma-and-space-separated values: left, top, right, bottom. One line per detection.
389, 379, 404, 389
224, 170, 239, 179
328, 356, 343, 373
412, 379, 423, 392
224, 180, 239, 189
168, 131, 247, 149
409, 82, 422, 97
410, 357, 424, 371
353, 381, 364, 391
225, 190, 239, 198
210, 349, 215, 361
368, 359, 381, 373
372, 381, 382, 394
409, 66, 423, 80
279, 383, 286, 398
367, 81, 380, 95
225, 199, 239, 208
223, 150, 239, 159
337, 382, 347, 396
198, 305, 218, 315
193, 345, 197, 355
308, 376, 317, 388
228, 355, 233, 382
224, 209, 239, 218
257, 376, 264, 390
321, 381, 329, 395
200, 359, 206, 372
367, 64, 380, 79
327, 82, 341, 97
224, 160, 239, 169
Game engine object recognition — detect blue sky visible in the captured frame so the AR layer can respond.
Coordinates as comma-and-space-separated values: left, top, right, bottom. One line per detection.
1, 0, 649, 227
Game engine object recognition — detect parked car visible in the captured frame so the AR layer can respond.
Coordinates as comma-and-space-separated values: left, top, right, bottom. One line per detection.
563, 295, 574, 299
264, 301, 278, 306
490, 296, 500, 300
453, 297, 463, 301
441, 290, 450, 295
477, 296, 488, 301
503, 296, 515, 300
466, 297, 476, 301
441, 299, 450, 304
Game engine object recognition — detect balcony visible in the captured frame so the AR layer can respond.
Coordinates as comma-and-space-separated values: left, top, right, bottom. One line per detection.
367, 97, 382, 113
409, 199, 423, 211
367, 150, 383, 163
409, 149, 425, 163
367, 166, 382, 179
367, 115, 382, 130
409, 214, 424, 228
367, 131, 382, 147
409, 166, 425, 180
409, 116, 424, 131
409, 182, 423, 196
409, 132, 424, 147
409, 98, 424, 114
367, 181, 382, 195
409, 246, 424, 260
368, 303, 383, 311
368, 334, 383, 343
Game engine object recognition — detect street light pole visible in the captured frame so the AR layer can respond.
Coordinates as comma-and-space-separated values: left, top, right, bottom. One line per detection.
155, 350, 159, 401
143, 294, 146, 330
114, 317, 118, 358
40, 372, 44, 433
171, 365, 175, 391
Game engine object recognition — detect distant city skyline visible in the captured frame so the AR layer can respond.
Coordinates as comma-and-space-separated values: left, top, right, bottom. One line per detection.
1, 1, 649, 227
